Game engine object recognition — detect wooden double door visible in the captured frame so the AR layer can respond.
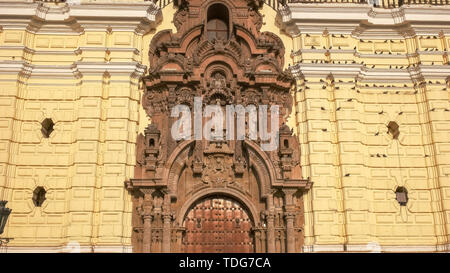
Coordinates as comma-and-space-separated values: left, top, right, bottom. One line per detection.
182, 196, 254, 253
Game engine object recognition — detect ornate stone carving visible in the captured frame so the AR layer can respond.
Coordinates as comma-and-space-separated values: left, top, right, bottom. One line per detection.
127, 0, 311, 253
191, 155, 203, 175
233, 156, 246, 176
205, 72, 233, 105
174, 86, 196, 108
241, 88, 261, 106
173, 1, 189, 32
201, 154, 234, 186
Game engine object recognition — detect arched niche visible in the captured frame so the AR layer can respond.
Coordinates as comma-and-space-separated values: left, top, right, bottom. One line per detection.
206, 3, 230, 41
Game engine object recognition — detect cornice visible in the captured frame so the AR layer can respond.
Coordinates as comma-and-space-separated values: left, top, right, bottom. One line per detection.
75, 61, 146, 78
0, 60, 147, 82
419, 65, 450, 78
289, 63, 363, 78
303, 244, 444, 253
289, 62, 450, 81
0, 1, 162, 34
278, 4, 450, 37
0, 60, 29, 74
4, 244, 133, 253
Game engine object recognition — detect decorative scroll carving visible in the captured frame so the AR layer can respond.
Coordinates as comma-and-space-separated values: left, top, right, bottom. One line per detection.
173, 1, 189, 31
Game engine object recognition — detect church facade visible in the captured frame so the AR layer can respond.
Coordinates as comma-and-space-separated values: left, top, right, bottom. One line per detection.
0, 0, 449, 253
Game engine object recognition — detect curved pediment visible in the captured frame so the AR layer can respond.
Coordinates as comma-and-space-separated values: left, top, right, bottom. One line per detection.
144, 1, 293, 108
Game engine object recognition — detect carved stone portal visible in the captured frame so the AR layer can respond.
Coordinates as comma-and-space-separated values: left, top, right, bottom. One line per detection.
125, 0, 311, 253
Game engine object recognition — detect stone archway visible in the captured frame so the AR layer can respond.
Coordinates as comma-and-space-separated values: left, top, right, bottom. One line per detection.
182, 195, 254, 253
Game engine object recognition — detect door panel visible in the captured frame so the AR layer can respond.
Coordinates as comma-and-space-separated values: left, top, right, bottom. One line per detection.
182, 196, 254, 253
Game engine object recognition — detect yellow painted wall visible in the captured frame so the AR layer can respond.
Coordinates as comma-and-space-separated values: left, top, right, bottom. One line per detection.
291, 30, 450, 250
1, 0, 449, 252
0, 1, 175, 251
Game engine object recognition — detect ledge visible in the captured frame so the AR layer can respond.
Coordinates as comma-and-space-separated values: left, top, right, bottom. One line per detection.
0, 1, 162, 34
278, 3, 450, 36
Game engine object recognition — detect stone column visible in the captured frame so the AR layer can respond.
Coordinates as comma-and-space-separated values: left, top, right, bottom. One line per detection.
142, 214, 153, 253
283, 188, 299, 253
140, 188, 155, 253
162, 212, 172, 252
162, 194, 172, 253
266, 211, 276, 253
175, 229, 184, 253
285, 211, 296, 253
265, 192, 276, 253
254, 229, 261, 253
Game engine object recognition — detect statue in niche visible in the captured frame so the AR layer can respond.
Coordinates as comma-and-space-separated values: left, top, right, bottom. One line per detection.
211, 72, 226, 90
152, 193, 163, 209
234, 156, 246, 175
206, 72, 232, 105
192, 155, 203, 175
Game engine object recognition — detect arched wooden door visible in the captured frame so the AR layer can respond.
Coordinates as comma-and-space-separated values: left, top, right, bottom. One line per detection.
182, 196, 254, 253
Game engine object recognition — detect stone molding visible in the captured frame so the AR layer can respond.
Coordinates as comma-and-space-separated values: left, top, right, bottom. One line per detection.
303, 244, 450, 253
0, 1, 162, 34
278, 3, 450, 37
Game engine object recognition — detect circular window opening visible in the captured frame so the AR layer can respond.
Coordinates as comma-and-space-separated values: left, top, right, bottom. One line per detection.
33, 187, 47, 207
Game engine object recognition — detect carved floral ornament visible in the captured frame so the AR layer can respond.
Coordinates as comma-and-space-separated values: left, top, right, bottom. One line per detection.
126, 0, 311, 253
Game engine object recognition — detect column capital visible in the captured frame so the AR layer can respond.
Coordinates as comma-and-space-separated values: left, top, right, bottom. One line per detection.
162, 211, 173, 221
142, 214, 154, 220
264, 210, 276, 220
281, 187, 299, 196
282, 187, 300, 206
284, 210, 297, 220
140, 188, 156, 196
